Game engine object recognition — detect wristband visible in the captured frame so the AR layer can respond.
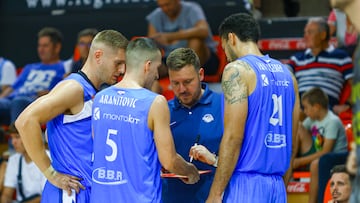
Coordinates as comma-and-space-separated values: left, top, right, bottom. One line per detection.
43, 165, 57, 179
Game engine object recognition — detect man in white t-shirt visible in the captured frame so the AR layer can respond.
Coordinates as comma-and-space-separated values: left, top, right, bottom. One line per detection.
1, 124, 47, 203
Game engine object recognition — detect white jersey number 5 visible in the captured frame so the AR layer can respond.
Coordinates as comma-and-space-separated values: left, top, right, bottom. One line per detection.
106, 129, 118, 162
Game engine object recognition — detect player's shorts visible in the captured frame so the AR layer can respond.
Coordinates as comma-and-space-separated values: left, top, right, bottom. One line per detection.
41, 181, 90, 203
223, 172, 286, 203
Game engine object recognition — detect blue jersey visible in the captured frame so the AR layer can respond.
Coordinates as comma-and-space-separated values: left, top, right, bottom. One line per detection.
91, 87, 161, 203
46, 73, 96, 192
10, 62, 66, 99
162, 83, 224, 203
234, 55, 295, 176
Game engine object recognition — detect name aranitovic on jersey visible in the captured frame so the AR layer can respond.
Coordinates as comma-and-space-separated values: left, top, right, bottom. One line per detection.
257, 62, 284, 73
98, 94, 138, 108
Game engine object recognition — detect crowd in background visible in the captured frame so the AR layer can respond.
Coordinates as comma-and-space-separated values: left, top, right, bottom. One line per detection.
0, 0, 358, 202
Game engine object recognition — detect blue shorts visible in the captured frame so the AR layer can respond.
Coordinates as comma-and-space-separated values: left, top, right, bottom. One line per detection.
224, 172, 286, 203
41, 181, 90, 203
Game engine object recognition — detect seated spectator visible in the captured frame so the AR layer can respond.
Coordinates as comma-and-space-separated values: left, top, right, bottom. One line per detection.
294, 87, 348, 203
1, 123, 47, 203
294, 87, 348, 170
328, 9, 358, 56
287, 17, 353, 115
71, 28, 98, 73
0, 57, 17, 93
0, 27, 71, 126
327, 164, 352, 203
146, 0, 219, 77
311, 152, 349, 203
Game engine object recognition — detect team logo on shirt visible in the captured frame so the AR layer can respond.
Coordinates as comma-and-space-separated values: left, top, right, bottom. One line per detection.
93, 107, 100, 120
117, 90, 125, 95
202, 114, 214, 123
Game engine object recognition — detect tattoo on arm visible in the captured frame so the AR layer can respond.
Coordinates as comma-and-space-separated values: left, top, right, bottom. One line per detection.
222, 61, 250, 104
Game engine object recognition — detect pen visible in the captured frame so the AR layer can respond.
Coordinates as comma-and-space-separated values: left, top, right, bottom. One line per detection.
190, 134, 200, 163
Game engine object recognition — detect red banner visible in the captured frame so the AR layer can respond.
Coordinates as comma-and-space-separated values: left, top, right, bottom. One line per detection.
259, 38, 338, 51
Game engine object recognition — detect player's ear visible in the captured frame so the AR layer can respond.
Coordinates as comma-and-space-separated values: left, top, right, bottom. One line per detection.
144, 60, 151, 74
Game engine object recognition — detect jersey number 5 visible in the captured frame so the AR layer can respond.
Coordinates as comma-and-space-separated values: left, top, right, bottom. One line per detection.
106, 129, 118, 162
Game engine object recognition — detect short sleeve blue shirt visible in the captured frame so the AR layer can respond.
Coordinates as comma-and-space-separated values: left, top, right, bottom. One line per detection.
163, 83, 224, 202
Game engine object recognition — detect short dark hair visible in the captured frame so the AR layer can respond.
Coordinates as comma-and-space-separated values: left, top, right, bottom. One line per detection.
38, 27, 63, 45
301, 87, 329, 109
218, 13, 260, 43
126, 37, 161, 71
330, 164, 353, 179
166, 48, 201, 71
78, 28, 98, 39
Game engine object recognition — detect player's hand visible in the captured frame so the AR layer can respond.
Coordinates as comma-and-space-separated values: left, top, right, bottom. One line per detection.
181, 163, 200, 184
47, 171, 85, 196
189, 145, 216, 166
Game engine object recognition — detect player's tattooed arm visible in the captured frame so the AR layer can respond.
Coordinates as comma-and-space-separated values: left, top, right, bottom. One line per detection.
222, 61, 251, 104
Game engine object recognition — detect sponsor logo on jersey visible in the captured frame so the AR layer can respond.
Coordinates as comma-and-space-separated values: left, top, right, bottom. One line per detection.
93, 107, 100, 120
264, 132, 286, 148
92, 167, 128, 185
261, 74, 269, 86
102, 113, 140, 124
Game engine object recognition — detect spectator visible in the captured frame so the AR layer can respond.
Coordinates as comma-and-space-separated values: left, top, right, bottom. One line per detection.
315, 152, 349, 203
327, 9, 358, 56
1, 123, 47, 203
329, 1, 360, 202
71, 28, 98, 73
294, 87, 347, 169
0, 57, 16, 93
0, 27, 71, 126
206, 13, 300, 202
287, 17, 353, 114
294, 87, 348, 203
146, 0, 219, 77
15, 30, 128, 202
162, 47, 224, 202
328, 164, 352, 203
90, 37, 199, 202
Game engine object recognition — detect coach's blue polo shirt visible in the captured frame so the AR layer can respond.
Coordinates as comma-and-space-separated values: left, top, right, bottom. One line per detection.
162, 83, 224, 203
